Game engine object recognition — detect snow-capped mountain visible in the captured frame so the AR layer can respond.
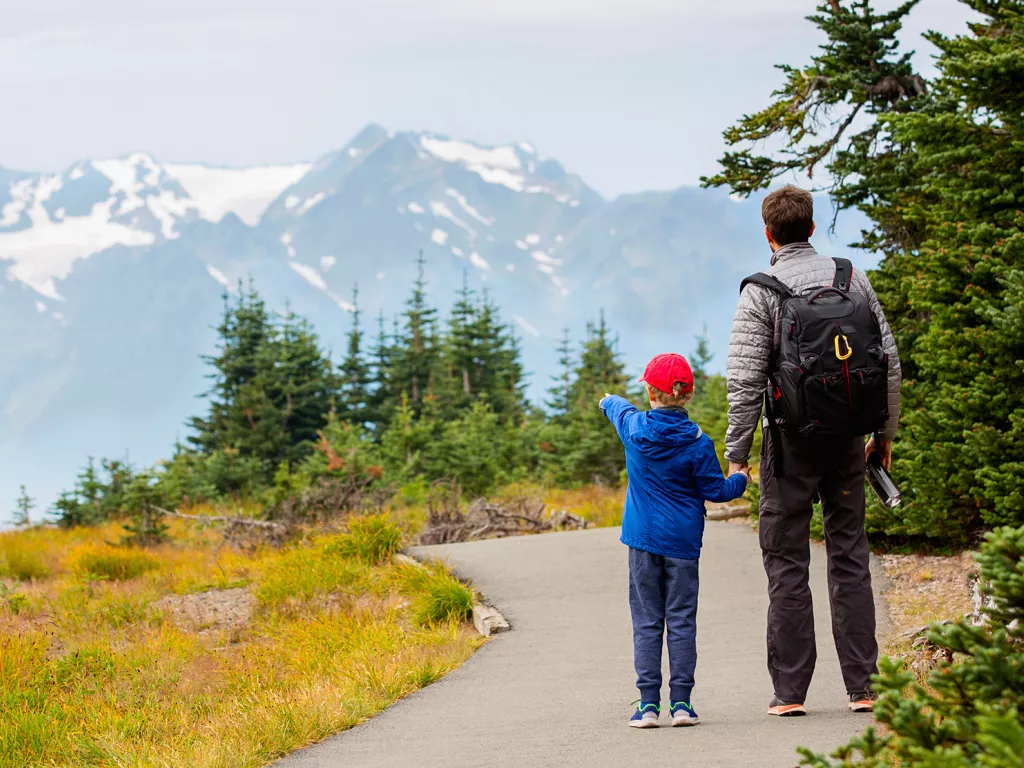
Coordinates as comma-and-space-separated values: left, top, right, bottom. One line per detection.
0, 124, 870, 515
0, 153, 309, 301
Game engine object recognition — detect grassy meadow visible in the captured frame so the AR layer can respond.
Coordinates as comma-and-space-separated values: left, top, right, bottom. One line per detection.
0, 484, 626, 768
0, 513, 481, 768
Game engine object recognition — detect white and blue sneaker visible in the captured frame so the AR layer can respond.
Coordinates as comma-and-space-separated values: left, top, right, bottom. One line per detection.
629, 701, 660, 728
670, 701, 700, 726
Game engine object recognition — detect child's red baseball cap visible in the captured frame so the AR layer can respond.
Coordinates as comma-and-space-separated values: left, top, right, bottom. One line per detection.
639, 353, 694, 393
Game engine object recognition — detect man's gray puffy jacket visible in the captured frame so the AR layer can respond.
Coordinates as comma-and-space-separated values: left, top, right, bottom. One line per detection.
724, 242, 901, 463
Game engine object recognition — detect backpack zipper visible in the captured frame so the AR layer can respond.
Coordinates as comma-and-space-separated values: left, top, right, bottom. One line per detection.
837, 321, 853, 419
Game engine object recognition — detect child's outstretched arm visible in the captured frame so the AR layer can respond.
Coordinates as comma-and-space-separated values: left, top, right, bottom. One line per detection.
692, 435, 748, 503
599, 394, 640, 441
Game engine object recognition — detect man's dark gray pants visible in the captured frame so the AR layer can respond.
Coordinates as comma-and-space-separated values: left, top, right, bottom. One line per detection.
759, 430, 878, 703
628, 548, 699, 704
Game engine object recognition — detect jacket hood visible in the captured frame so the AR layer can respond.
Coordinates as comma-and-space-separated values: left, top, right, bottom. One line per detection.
639, 408, 703, 458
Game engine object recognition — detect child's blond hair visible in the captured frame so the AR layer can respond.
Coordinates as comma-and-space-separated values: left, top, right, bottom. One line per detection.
647, 382, 693, 408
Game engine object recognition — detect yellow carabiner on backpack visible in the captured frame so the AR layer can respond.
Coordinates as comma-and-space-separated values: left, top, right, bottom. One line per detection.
834, 334, 853, 361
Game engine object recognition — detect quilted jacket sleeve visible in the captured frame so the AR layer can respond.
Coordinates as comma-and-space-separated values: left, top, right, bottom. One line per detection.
692, 435, 748, 502
856, 271, 902, 440
600, 395, 640, 442
724, 285, 774, 463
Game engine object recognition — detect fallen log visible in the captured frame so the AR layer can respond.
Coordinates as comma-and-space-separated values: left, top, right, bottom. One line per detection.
152, 505, 291, 548
153, 506, 286, 531
706, 506, 750, 522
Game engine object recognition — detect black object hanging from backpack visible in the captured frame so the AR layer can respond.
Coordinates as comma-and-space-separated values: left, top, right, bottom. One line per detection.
740, 258, 889, 474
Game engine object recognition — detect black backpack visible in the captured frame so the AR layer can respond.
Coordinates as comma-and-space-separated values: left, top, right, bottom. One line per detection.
740, 257, 889, 447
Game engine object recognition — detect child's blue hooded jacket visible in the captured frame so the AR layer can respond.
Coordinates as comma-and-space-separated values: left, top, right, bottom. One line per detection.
601, 395, 747, 560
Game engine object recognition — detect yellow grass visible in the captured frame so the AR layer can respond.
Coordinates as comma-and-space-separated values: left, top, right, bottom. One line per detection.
0, 517, 481, 768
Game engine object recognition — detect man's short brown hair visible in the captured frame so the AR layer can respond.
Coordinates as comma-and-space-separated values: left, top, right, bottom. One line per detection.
762, 185, 814, 245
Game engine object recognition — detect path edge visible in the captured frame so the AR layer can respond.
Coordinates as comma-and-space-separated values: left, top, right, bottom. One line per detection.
396, 552, 512, 637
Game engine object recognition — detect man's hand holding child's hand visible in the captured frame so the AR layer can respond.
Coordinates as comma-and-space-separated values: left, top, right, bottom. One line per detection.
728, 462, 752, 483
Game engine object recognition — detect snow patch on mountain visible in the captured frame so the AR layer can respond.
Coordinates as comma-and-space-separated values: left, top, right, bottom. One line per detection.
146, 189, 192, 239
514, 314, 539, 337
419, 136, 519, 173
207, 265, 231, 288
0, 179, 33, 227
419, 135, 537, 195
445, 189, 494, 226
289, 261, 327, 291
164, 163, 311, 225
328, 292, 355, 312
298, 192, 325, 214
0, 198, 156, 299
429, 201, 474, 238
531, 250, 561, 266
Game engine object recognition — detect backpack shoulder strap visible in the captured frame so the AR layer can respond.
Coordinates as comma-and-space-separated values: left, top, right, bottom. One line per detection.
832, 257, 853, 292
740, 272, 794, 298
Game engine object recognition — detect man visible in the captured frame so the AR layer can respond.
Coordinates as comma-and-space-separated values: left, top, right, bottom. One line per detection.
724, 185, 901, 717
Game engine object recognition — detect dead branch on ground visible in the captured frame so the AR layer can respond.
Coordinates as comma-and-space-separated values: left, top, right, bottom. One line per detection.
419, 486, 587, 545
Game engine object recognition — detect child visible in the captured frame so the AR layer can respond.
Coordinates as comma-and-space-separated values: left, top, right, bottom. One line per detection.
600, 352, 749, 729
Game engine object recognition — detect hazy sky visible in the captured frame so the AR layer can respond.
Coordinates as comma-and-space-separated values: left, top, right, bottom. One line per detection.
0, 0, 974, 197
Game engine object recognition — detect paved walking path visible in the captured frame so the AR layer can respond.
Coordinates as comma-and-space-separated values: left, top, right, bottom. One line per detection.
277, 523, 890, 768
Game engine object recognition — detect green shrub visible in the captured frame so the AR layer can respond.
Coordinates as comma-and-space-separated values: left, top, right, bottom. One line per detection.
414, 572, 474, 626
800, 525, 1024, 767
73, 548, 159, 582
331, 516, 403, 566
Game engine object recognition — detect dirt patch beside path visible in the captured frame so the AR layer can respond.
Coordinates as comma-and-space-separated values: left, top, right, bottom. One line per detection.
877, 552, 976, 634
154, 587, 254, 635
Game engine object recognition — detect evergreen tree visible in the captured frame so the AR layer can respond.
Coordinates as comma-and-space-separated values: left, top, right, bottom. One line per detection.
98, 458, 134, 519
546, 328, 576, 418
369, 310, 396, 435
188, 284, 338, 482
871, 1, 1024, 538
565, 312, 635, 484
76, 457, 105, 517
270, 309, 340, 465
390, 253, 439, 415
572, 311, 630, 404
687, 331, 734, 470
704, 0, 1024, 540
702, 0, 929, 256
441, 272, 478, 416
339, 285, 374, 427
189, 283, 274, 455
469, 289, 525, 419
52, 458, 110, 527
120, 470, 169, 547
802, 524, 1024, 768
12, 485, 33, 527
53, 491, 87, 529
690, 327, 714, 385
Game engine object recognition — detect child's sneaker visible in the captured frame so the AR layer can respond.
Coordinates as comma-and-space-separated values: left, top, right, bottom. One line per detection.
629, 701, 660, 728
670, 701, 700, 726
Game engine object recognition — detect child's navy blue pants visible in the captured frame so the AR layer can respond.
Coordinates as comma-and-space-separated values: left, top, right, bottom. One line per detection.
628, 547, 699, 703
